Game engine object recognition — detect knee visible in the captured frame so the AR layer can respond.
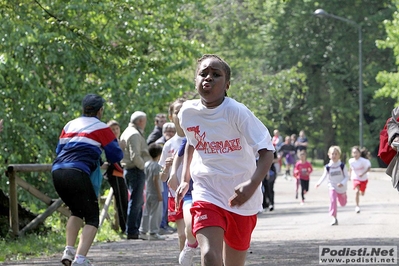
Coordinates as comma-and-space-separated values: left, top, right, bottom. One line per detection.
85, 215, 99, 228
202, 248, 222, 265
178, 231, 186, 242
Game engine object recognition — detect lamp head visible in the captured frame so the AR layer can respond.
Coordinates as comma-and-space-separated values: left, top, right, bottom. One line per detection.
314, 9, 328, 17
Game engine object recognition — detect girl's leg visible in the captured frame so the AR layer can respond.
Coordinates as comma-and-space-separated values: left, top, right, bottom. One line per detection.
183, 202, 196, 245
66, 216, 83, 247
196, 227, 224, 266
355, 186, 360, 206
76, 225, 97, 256
337, 192, 347, 207
300, 179, 309, 201
296, 178, 301, 199
176, 218, 186, 251
223, 242, 247, 266
329, 189, 338, 217
178, 201, 198, 265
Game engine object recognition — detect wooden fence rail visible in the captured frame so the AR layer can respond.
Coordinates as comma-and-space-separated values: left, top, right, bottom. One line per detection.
5, 163, 113, 236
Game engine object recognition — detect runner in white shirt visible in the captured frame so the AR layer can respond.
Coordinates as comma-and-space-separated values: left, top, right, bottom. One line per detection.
348, 146, 371, 213
158, 98, 186, 252
316, 146, 349, 226
175, 54, 274, 266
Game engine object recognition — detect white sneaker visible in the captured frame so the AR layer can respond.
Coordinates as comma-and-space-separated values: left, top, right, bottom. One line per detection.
139, 232, 148, 240
71, 258, 92, 266
179, 242, 197, 266
355, 206, 360, 213
61, 248, 75, 266
148, 233, 166, 240
330, 217, 338, 226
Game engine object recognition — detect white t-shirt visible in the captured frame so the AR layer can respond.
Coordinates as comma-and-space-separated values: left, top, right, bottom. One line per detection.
178, 97, 275, 216
158, 134, 185, 197
348, 157, 371, 181
317, 161, 349, 194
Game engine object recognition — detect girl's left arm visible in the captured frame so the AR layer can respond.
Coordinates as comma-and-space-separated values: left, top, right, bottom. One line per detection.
360, 165, 371, 178
341, 165, 350, 185
229, 149, 274, 207
316, 168, 328, 187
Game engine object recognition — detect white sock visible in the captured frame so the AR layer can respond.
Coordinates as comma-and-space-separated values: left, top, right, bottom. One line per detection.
75, 255, 86, 263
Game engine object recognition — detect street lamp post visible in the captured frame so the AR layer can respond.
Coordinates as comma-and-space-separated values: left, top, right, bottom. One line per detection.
314, 9, 363, 148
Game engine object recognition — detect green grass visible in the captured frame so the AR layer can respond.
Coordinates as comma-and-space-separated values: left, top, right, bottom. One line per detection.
310, 158, 325, 169
0, 193, 123, 262
0, 230, 65, 262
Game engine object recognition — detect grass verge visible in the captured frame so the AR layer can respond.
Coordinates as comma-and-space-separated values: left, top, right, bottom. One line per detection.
0, 190, 123, 262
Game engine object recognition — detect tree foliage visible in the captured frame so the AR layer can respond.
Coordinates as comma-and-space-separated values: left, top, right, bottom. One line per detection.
0, 0, 203, 194
376, 0, 399, 104
191, 0, 396, 160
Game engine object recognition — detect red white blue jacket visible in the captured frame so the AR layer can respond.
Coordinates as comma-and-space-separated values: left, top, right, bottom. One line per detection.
52, 116, 123, 175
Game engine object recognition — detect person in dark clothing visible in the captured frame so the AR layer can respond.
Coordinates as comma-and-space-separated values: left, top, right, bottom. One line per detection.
106, 120, 128, 233
278, 136, 296, 180
146, 113, 167, 145
262, 152, 278, 211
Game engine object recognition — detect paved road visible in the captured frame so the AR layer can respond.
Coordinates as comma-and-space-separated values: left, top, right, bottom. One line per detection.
3, 169, 399, 265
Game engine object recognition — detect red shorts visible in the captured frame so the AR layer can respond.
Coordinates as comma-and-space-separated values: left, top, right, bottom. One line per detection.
353, 179, 368, 192
190, 201, 257, 251
168, 197, 184, 222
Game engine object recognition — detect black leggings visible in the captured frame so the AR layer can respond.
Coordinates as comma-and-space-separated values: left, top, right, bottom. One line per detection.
107, 175, 128, 232
300, 179, 309, 201
262, 174, 276, 208
52, 169, 99, 228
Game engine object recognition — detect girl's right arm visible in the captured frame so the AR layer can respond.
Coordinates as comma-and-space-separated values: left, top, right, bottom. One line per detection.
175, 144, 193, 207
339, 165, 350, 185
293, 162, 300, 178
167, 152, 182, 191
348, 164, 352, 181
316, 168, 328, 188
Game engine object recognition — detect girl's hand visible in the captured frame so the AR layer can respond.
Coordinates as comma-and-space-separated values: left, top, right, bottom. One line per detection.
315, 184, 320, 188
165, 156, 174, 168
175, 181, 189, 211
229, 180, 257, 207
337, 183, 343, 187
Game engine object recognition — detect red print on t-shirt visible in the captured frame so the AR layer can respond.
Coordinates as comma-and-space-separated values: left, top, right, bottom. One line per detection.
187, 125, 242, 154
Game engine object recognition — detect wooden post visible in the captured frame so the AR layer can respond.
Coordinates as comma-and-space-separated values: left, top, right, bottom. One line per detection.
99, 188, 114, 229
8, 170, 19, 236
